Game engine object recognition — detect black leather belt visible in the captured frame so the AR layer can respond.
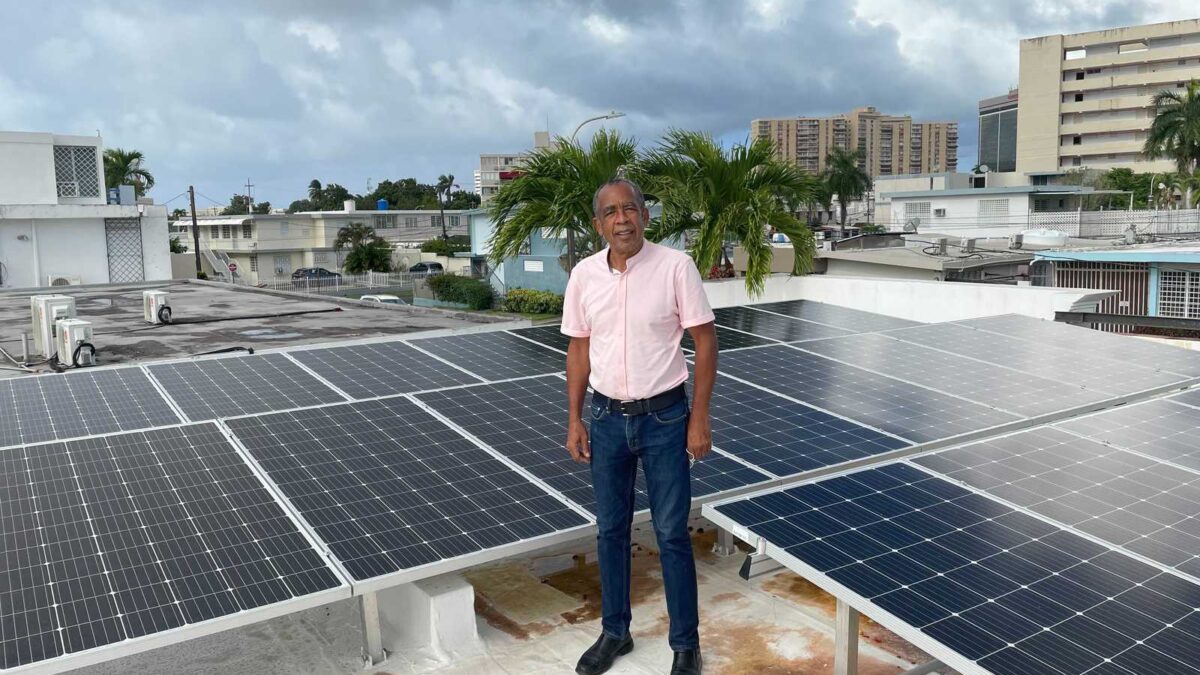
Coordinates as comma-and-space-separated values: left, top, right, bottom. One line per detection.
594, 384, 686, 416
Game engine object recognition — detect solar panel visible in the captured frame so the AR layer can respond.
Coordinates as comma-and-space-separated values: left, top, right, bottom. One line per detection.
409, 331, 565, 381
913, 426, 1200, 579
224, 397, 590, 582
794, 332, 1114, 417
1057, 398, 1200, 472
0, 368, 180, 448
707, 372, 910, 477
287, 340, 482, 399
885, 322, 1186, 395
707, 462, 1200, 675
1170, 387, 1200, 409
507, 326, 572, 353
681, 325, 775, 353
0, 423, 343, 671
417, 376, 773, 515
960, 314, 1200, 377
147, 353, 346, 421
718, 346, 1019, 444
712, 306, 852, 343
749, 299, 920, 333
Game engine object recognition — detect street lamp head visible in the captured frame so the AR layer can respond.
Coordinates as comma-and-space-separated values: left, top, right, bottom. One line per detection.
606, 110, 626, 120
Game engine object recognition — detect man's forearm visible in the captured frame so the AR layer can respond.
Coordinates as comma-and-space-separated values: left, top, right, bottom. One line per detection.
690, 323, 717, 414
566, 337, 590, 421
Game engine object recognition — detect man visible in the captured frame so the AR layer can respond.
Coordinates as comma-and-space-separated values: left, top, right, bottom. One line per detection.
561, 177, 717, 675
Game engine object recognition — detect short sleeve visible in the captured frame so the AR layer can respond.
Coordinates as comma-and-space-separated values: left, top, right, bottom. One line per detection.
676, 259, 715, 329
560, 270, 591, 337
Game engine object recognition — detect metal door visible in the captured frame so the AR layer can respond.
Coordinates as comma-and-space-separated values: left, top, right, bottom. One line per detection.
105, 218, 144, 282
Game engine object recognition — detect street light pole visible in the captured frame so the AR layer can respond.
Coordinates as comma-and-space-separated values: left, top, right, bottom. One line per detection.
566, 111, 626, 272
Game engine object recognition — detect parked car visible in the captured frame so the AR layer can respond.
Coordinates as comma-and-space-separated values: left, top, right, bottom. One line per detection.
408, 262, 444, 275
360, 294, 407, 305
291, 267, 342, 280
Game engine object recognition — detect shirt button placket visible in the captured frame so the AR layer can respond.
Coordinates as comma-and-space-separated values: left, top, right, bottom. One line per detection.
618, 273, 628, 401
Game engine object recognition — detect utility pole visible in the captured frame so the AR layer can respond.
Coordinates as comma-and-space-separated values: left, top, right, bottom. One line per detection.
189, 185, 202, 277
245, 178, 255, 214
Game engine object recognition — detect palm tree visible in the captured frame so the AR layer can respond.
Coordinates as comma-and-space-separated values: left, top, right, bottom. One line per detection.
642, 130, 818, 297
1144, 79, 1200, 208
103, 148, 155, 197
488, 129, 641, 271
334, 222, 392, 273
435, 174, 458, 243
308, 179, 324, 202
1157, 173, 1184, 209
823, 148, 871, 234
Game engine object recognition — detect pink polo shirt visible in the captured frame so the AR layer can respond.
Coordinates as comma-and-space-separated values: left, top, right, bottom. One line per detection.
561, 241, 715, 401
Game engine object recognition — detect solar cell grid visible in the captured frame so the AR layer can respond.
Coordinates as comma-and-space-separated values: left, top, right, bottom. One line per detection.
225, 397, 589, 582
706, 372, 909, 477
0, 424, 340, 670
1058, 398, 1200, 472
147, 353, 346, 421
960, 314, 1200, 377
749, 300, 920, 333
418, 375, 773, 515
915, 426, 1200, 579
711, 463, 1200, 675
681, 325, 775, 352
794, 332, 1113, 417
507, 326, 572, 353
0, 368, 180, 448
712, 306, 852, 343
886, 322, 1184, 395
1173, 388, 1200, 409
410, 331, 565, 381
288, 340, 482, 399
718, 345, 1019, 443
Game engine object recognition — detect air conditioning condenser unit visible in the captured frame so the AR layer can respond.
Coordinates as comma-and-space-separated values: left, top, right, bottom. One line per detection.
56, 318, 95, 367
30, 294, 76, 357
143, 290, 171, 324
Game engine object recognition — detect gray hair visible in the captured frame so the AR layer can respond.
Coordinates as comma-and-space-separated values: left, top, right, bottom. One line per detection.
592, 177, 646, 217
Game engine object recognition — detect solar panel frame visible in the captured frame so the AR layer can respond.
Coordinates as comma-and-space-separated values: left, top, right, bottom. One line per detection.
146, 353, 349, 422
416, 375, 776, 518
748, 299, 921, 333
222, 395, 594, 595
0, 423, 349, 674
284, 339, 484, 400
704, 462, 1200, 675
406, 330, 567, 382
711, 306, 853, 343
0, 367, 182, 449
506, 326, 571, 354
681, 324, 777, 353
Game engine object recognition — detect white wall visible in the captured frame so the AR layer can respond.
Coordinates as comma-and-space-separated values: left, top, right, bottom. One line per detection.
703, 274, 1117, 322
0, 132, 58, 205
890, 193, 1031, 238
141, 208, 171, 281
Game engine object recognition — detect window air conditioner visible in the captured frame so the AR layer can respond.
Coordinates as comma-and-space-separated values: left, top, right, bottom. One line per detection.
933, 208, 947, 217
47, 274, 82, 286
57, 181, 79, 197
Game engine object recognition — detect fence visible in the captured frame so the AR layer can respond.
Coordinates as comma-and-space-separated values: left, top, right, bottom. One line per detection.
1029, 209, 1200, 238
259, 271, 424, 296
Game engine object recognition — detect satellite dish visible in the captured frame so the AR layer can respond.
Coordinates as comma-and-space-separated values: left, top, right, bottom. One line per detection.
904, 217, 921, 233
979, 164, 990, 173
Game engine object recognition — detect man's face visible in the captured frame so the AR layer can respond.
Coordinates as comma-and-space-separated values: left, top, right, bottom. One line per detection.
592, 183, 648, 257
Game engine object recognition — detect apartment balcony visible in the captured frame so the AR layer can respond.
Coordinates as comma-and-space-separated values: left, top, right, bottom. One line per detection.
1059, 139, 1145, 156
1065, 43, 1200, 72
1061, 95, 1154, 114
1061, 65, 1200, 93
1061, 117, 1151, 135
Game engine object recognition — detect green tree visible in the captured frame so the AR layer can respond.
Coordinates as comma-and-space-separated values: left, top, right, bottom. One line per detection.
221, 194, 252, 215
334, 222, 392, 273
169, 236, 186, 253
434, 174, 458, 242
443, 190, 480, 209
170, 208, 187, 220
253, 201, 271, 214
308, 179, 323, 202
643, 130, 817, 297
103, 148, 155, 197
823, 148, 871, 233
488, 129, 642, 270
1144, 79, 1200, 208
286, 198, 316, 213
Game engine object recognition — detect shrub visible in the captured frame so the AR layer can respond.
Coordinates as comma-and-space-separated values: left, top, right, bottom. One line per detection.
502, 288, 564, 315
427, 274, 494, 310
420, 236, 472, 256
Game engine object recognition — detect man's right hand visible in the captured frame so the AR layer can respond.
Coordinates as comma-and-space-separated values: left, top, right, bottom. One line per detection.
566, 418, 591, 463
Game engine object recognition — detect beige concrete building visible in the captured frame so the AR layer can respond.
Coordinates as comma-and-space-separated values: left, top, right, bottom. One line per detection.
1016, 19, 1200, 175
474, 132, 552, 203
752, 107, 958, 177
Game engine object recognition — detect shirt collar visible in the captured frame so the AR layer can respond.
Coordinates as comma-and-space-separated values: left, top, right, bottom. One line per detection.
605, 239, 651, 274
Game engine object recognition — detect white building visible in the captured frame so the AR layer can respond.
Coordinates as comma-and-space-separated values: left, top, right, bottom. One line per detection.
0, 131, 170, 288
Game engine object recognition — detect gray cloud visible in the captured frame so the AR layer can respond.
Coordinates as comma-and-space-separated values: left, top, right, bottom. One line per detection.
0, 0, 1182, 207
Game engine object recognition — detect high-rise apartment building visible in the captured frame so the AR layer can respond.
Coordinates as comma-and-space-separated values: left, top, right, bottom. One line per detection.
978, 90, 1019, 173
752, 107, 958, 177
1016, 19, 1200, 174
474, 132, 553, 203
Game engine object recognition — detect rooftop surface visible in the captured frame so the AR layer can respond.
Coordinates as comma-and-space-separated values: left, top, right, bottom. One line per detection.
0, 280, 508, 378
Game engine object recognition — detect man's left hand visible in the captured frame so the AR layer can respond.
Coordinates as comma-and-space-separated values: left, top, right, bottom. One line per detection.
687, 412, 712, 461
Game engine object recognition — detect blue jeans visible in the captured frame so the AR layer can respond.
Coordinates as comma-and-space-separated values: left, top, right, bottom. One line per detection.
588, 393, 699, 651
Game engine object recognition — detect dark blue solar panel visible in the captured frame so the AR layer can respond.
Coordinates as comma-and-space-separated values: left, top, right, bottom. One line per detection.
507, 326, 572, 353
409, 331, 565, 381
718, 346, 1019, 443
712, 306, 851, 342
681, 325, 775, 352
707, 372, 909, 477
288, 340, 482, 399
1058, 398, 1200, 472
711, 462, 1200, 675
418, 376, 772, 516
748, 300, 920, 333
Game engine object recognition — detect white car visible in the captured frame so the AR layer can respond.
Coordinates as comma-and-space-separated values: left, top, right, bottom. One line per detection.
360, 294, 406, 305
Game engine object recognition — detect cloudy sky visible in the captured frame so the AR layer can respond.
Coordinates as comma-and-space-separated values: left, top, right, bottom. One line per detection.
0, 1, 1186, 210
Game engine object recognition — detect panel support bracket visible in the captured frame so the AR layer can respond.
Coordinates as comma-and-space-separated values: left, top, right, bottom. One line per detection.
738, 551, 783, 580
900, 659, 947, 675
712, 527, 738, 557
834, 599, 859, 675
360, 591, 387, 666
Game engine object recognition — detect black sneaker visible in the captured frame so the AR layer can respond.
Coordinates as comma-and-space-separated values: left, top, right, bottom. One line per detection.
575, 632, 634, 675
670, 648, 702, 674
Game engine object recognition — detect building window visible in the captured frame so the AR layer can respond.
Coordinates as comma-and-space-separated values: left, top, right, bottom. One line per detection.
904, 202, 932, 220
449, 215, 460, 227
519, 237, 531, 255
210, 225, 219, 239
242, 223, 252, 239
1074, 93, 1084, 102
431, 215, 444, 227
249, 254, 258, 272
280, 222, 290, 237
1075, 72, 1085, 80
978, 199, 1010, 218
1159, 270, 1200, 318
373, 214, 397, 229
1065, 48, 1086, 60
221, 224, 232, 239
1073, 135, 1082, 145
53, 145, 101, 197
404, 216, 417, 229
1118, 42, 1147, 54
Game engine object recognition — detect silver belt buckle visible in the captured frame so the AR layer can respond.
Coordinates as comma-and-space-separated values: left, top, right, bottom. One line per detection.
618, 399, 636, 416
